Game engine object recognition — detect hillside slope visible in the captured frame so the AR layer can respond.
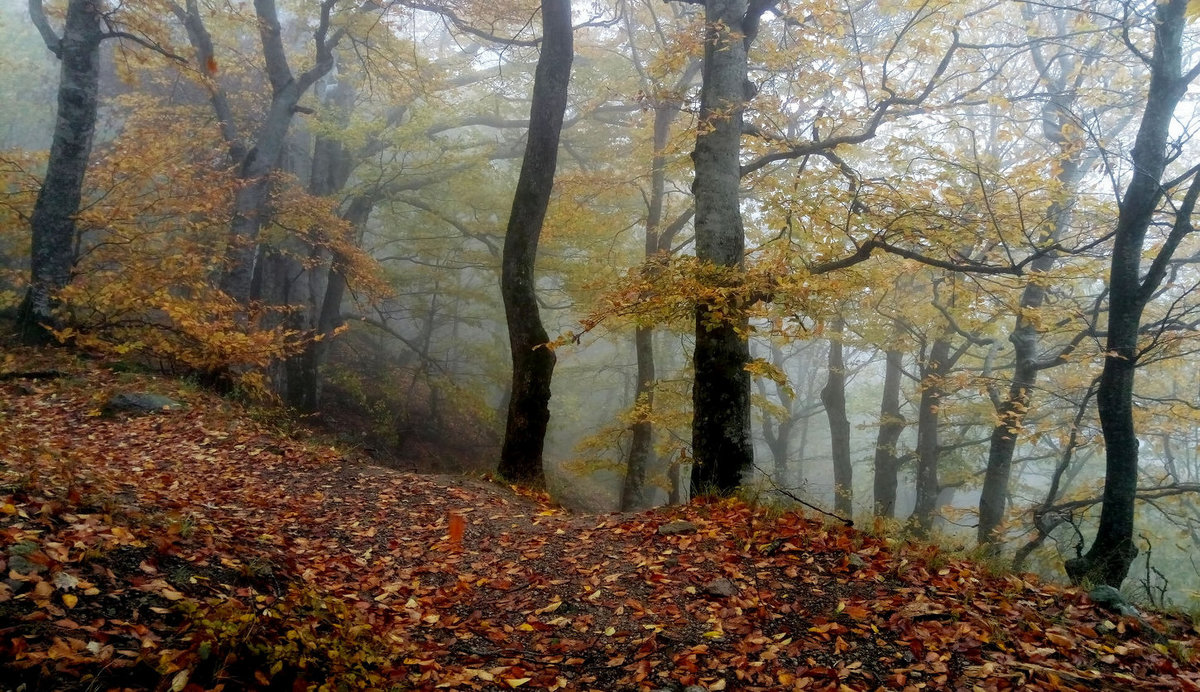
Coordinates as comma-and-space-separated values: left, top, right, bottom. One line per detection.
1, 349, 1199, 691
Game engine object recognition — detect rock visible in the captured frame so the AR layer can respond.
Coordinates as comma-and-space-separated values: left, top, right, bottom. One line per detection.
1088, 585, 1141, 617
847, 554, 867, 571
702, 577, 737, 597
102, 392, 183, 417
7, 541, 46, 576
684, 686, 708, 692
657, 520, 698, 536
7, 554, 42, 575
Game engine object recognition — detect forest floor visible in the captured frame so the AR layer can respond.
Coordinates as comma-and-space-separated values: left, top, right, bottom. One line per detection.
1, 347, 1200, 691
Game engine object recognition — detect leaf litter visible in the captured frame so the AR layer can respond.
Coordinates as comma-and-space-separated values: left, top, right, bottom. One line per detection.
1, 352, 1199, 690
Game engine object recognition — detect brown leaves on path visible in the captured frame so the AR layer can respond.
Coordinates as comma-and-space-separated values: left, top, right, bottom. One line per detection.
2, 351, 1200, 690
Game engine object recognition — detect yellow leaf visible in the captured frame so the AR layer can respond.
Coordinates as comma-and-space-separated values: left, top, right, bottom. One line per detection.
0, 503, 16, 515
62, 593, 78, 608
505, 678, 531, 688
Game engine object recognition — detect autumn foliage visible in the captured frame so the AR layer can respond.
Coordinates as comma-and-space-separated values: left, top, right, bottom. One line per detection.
2, 349, 1199, 690
0, 95, 385, 391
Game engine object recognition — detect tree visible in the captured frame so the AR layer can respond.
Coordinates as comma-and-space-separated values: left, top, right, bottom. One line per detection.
497, 0, 574, 484
686, 0, 774, 494
1066, 0, 1200, 588
18, 0, 176, 341
821, 315, 853, 516
168, 0, 368, 305
872, 343, 905, 518
976, 3, 1120, 552
620, 0, 699, 511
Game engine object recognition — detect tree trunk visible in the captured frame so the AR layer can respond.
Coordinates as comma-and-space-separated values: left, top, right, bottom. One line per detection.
286, 76, 359, 412
18, 0, 103, 342
289, 196, 370, 411
172, 0, 344, 305
1066, 0, 1194, 589
822, 317, 852, 516
910, 336, 950, 536
977, 253, 1058, 547
977, 32, 1089, 551
757, 342, 796, 488
690, 0, 754, 495
623, 325, 656, 509
497, 0, 573, 484
622, 98, 679, 510
873, 347, 904, 518
220, 86, 307, 303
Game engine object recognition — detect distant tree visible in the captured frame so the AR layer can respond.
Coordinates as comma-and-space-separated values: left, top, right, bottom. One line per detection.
619, 0, 699, 511
497, 0, 574, 484
167, 0, 374, 305
821, 316, 852, 516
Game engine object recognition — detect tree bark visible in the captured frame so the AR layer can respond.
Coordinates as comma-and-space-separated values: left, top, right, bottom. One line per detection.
873, 347, 904, 518
1067, 0, 1196, 588
910, 336, 950, 536
18, 0, 103, 342
689, 0, 756, 495
822, 317, 852, 516
497, 0, 573, 484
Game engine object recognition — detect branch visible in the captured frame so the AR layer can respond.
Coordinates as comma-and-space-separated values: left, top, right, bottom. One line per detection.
254, 0, 295, 94
168, 0, 245, 162
1041, 483, 1200, 518
28, 0, 62, 57
751, 464, 853, 527
297, 0, 352, 95
739, 29, 960, 178
403, 0, 541, 46
1138, 165, 1200, 305
806, 237, 1043, 277
100, 31, 187, 63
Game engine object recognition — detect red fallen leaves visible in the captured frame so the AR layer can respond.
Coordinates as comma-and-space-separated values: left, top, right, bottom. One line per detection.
2, 354, 1200, 690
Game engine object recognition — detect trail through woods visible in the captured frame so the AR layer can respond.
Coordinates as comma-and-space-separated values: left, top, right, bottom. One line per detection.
2, 349, 1199, 690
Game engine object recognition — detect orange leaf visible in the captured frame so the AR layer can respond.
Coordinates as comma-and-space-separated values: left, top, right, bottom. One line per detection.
205, 56, 218, 75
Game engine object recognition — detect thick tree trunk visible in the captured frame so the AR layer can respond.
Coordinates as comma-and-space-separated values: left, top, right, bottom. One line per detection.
18, 0, 103, 342
1067, 0, 1192, 589
497, 0, 573, 484
822, 318, 852, 516
690, 0, 754, 495
910, 336, 950, 536
873, 347, 904, 518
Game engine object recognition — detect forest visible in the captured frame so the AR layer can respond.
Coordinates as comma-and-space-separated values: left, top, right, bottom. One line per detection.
5, 0, 1200, 688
